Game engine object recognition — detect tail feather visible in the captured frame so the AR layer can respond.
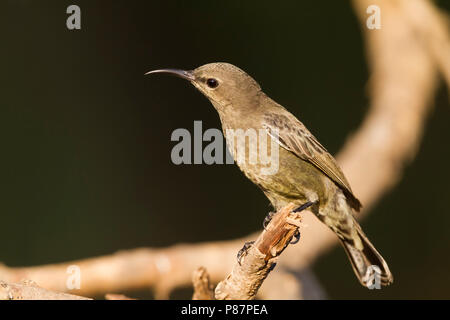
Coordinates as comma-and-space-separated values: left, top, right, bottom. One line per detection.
339, 220, 393, 288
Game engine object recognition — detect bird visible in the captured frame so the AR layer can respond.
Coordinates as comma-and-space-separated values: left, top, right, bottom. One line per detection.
146, 62, 393, 288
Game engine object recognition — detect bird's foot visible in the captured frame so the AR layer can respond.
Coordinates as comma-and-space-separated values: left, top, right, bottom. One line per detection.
290, 230, 301, 244
263, 211, 276, 230
287, 201, 318, 244
237, 240, 255, 265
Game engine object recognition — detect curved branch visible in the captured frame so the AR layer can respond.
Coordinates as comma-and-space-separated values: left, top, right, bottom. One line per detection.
214, 204, 299, 300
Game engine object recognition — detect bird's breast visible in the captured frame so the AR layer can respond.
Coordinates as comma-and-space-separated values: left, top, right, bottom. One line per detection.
223, 129, 330, 209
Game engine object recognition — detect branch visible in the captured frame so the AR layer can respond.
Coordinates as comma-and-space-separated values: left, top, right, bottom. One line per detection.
0, 241, 244, 299
278, 0, 443, 273
0, 280, 91, 300
192, 267, 214, 300
215, 204, 299, 300
105, 293, 136, 300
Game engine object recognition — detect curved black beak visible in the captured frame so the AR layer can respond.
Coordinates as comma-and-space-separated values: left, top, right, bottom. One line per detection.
145, 69, 195, 81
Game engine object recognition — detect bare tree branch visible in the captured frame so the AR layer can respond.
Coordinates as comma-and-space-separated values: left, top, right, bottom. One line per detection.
105, 293, 136, 300
215, 204, 299, 300
0, 280, 91, 300
192, 267, 214, 300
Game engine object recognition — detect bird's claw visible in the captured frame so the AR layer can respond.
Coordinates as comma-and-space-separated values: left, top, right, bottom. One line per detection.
287, 201, 317, 245
263, 211, 276, 230
237, 240, 255, 265
290, 229, 301, 244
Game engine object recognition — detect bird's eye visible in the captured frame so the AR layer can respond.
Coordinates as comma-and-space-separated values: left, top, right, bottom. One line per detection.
206, 78, 219, 88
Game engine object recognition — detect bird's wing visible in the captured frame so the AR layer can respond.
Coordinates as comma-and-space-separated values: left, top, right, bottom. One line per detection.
262, 113, 362, 211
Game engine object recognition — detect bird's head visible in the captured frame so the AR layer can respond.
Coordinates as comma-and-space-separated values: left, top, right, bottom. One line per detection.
146, 63, 262, 114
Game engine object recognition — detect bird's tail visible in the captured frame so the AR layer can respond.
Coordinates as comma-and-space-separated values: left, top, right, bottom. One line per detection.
339, 218, 393, 288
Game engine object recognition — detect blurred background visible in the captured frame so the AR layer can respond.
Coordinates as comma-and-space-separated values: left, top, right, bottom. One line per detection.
1, 0, 449, 299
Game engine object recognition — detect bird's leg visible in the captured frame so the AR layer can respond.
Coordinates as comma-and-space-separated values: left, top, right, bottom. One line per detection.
263, 211, 276, 230
263, 201, 318, 246
293, 200, 317, 213
237, 240, 255, 265
288, 200, 318, 244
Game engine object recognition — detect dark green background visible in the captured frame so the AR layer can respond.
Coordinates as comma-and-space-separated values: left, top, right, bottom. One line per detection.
1, 1, 449, 299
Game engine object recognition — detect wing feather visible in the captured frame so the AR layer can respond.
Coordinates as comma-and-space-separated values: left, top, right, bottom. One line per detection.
263, 113, 362, 211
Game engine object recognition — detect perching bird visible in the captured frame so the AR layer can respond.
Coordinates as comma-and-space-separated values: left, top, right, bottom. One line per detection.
146, 62, 393, 288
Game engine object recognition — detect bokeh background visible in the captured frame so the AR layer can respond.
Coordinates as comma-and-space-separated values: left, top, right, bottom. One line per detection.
1, 0, 449, 299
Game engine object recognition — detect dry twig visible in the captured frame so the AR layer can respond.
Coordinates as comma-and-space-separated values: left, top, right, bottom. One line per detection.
0, 280, 91, 300
215, 204, 299, 300
192, 267, 214, 300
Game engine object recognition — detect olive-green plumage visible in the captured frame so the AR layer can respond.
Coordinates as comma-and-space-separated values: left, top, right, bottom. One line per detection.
147, 62, 393, 288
